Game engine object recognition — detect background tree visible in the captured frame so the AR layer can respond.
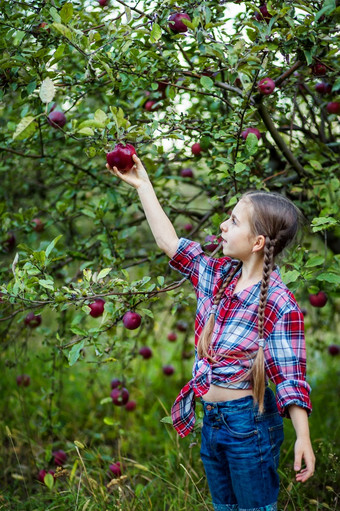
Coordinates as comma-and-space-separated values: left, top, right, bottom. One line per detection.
0, 0, 339, 508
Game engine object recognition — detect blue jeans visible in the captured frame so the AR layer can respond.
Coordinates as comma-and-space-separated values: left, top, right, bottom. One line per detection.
200, 387, 284, 511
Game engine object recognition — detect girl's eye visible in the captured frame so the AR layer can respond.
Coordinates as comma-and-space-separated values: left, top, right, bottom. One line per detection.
231, 217, 236, 225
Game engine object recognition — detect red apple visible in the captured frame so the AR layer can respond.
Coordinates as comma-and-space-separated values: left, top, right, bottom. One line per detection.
89, 299, 105, 318
328, 344, 340, 356
163, 365, 175, 376
326, 102, 340, 114
98, 0, 109, 6
122, 311, 141, 330
315, 82, 332, 94
311, 62, 327, 76
111, 387, 129, 406
106, 143, 137, 173
110, 378, 122, 389
241, 127, 261, 140
33, 22, 51, 35
38, 469, 55, 483
144, 100, 159, 111
52, 449, 67, 466
258, 77, 276, 95
191, 143, 202, 155
125, 400, 137, 411
16, 374, 30, 387
167, 332, 177, 342
309, 291, 328, 307
255, 4, 272, 23
47, 111, 66, 129
3, 232, 16, 252
109, 462, 122, 477
176, 320, 188, 332
168, 13, 191, 33
181, 168, 194, 178
204, 234, 220, 252
139, 346, 153, 359
183, 223, 193, 232
32, 218, 44, 232
24, 312, 42, 328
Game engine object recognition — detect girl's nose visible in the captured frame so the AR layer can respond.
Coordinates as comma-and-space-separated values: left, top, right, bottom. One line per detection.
220, 220, 228, 232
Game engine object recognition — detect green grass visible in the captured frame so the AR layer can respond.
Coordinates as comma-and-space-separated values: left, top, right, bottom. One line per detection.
0, 345, 339, 511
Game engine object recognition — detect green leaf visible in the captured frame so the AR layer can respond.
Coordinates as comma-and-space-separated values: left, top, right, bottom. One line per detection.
245, 132, 259, 155
305, 256, 324, 268
60, 2, 74, 24
282, 270, 300, 284
39, 77, 55, 104
46, 235, 63, 258
53, 44, 65, 61
94, 109, 107, 124
200, 76, 214, 90
52, 23, 73, 40
100, 397, 112, 405
70, 326, 88, 336
150, 23, 162, 43
140, 308, 153, 319
97, 268, 112, 280
38, 279, 54, 291
44, 472, 54, 489
74, 440, 84, 449
316, 273, 340, 285
77, 127, 94, 136
103, 416, 116, 426
160, 416, 173, 424
49, 7, 61, 23
234, 162, 247, 174
68, 340, 85, 366
157, 276, 164, 286
315, 1, 336, 22
77, 120, 105, 130
13, 116, 37, 140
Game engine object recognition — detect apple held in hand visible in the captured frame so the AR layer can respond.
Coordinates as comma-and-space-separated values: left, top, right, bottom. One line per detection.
326, 102, 340, 114
106, 143, 137, 173
168, 12, 191, 33
123, 311, 141, 330
241, 127, 261, 140
111, 387, 129, 406
258, 77, 276, 95
309, 291, 328, 307
89, 299, 105, 318
47, 111, 67, 129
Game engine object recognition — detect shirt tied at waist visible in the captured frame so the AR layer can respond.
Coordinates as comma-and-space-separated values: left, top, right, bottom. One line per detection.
171, 357, 212, 438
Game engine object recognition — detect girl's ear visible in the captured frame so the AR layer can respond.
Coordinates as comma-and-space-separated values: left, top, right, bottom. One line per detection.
252, 235, 265, 253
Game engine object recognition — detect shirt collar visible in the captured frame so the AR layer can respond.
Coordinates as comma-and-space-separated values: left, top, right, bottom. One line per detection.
223, 265, 282, 305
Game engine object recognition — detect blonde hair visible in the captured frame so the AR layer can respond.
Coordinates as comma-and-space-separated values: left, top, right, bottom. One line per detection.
197, 191, 300, 413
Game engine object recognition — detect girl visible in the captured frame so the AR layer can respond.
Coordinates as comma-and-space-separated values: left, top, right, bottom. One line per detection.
107, 154, 315, 511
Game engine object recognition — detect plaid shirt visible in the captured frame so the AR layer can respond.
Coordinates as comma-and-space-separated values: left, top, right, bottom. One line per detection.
169, 238, 312, 438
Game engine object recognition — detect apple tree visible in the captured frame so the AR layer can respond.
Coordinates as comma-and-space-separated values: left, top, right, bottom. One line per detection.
0, 0, 340, 428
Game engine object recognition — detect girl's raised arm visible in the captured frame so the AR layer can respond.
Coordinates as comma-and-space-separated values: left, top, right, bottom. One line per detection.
106, 154, 179, 258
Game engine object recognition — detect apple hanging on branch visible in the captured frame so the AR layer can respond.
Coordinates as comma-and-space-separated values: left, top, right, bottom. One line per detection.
258, 77, 276, 95
309, 291, 328, 307
47, 110, 67, 129
89, 299, 105, 318
241, 128, 261, 140
122, 311, 142, 330
106, 143, 137, 173
168, 13, 191, 33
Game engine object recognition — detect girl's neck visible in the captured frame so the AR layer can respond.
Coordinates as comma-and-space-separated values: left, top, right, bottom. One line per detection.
237, 257, 264, 287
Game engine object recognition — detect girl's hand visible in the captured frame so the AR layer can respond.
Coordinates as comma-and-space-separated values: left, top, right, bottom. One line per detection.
106, 154, 151, 190
293, 437, 315, 482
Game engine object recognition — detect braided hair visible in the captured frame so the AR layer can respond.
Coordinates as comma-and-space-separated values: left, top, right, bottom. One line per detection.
197, 190, 300, 413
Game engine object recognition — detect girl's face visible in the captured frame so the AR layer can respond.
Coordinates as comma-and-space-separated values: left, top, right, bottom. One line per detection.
220, 199, 262, 261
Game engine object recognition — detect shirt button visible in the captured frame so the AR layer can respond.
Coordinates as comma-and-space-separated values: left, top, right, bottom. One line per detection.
206, 405, 213, 411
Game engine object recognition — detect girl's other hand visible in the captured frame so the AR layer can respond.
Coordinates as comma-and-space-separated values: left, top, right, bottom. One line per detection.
293, 437, 315, 482
106, 154, 151, 190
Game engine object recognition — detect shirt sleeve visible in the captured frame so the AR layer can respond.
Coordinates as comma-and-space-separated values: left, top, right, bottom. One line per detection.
265, 309, 312, 418
168, 237, 233, 297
